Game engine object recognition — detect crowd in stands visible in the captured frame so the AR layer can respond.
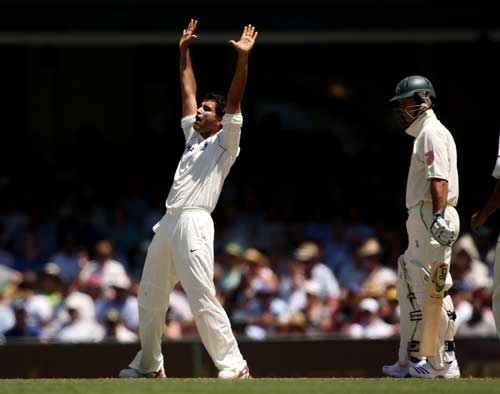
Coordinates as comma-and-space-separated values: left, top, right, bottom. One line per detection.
0, 181, 498, 343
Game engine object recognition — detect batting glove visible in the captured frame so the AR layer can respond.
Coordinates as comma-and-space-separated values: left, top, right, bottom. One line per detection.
430, 212, 457, 247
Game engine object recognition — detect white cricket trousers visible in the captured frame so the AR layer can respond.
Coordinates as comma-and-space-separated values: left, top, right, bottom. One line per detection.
129, 208, 247, 374
493, 235, 500, 338
397, 203, 459, 369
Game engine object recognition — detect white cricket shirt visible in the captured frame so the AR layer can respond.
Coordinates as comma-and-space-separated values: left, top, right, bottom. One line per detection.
493, 132, 500, 179
165, 113, 242, 213
405, 109, 459, 209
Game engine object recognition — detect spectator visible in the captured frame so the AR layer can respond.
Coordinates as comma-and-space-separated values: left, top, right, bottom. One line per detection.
0, 264, 22, 293
379, 285, 399, 325
55, 296, 104, 342
347, 298, 396, 339
301, 280, 333, 334
17, 273, 53, 329
4, 301, 41, 340
0, 291, 15, 334
240, 248, 280, 300
79, 240, 127, 290
458, 288, 497, 337
357, 238, 397, 299
50, 233, 82, 282
39, 262, 63, 307
244, 285, 289, 337
96, 274, 139, 332
103, 308, 138, 343
218, 242, 244, 297
82, 273, 104, 304
280, 261, 307, 313
448, 283, 473, 332
452, 234, 492, 290
294, 242, 341, 301
42, 282, 97, 340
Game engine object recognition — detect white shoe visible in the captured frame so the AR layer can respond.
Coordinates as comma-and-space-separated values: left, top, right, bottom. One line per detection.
382, 359, 426, 378
118, 367, 166, 378
218, 366, 251, 379
409, 359, 460, 379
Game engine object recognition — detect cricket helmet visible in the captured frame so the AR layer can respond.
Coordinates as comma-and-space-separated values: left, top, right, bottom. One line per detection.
389, 75, 436, 104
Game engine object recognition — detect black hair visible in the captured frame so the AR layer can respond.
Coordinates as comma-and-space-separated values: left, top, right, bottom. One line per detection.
202, 93, 226, 119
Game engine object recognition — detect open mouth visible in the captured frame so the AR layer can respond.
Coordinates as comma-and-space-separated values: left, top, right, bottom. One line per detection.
195, 115, 202, 123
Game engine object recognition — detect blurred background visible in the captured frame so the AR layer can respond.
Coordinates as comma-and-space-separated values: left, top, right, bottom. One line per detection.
0, 0, 498, 377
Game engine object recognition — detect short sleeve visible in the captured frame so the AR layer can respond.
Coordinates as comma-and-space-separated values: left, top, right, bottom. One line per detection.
180, 114, 196, 141
493, 157, 500, 179
422, 130, 449, 181
218, 113, 243, 153
493, 133, 500, 179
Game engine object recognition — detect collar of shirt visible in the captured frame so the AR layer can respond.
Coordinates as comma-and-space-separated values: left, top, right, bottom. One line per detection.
405, 108, 435, 138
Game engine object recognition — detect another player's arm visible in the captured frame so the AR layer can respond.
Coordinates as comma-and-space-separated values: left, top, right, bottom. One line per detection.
471, 179, 500, 233
225, 24, 258, 114
179, 19, 198, 117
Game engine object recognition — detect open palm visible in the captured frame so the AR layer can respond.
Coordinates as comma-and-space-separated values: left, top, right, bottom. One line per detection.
229, 24, 258, 53
179, 19, 198, 49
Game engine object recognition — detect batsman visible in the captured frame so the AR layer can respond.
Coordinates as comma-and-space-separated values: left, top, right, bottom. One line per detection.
383, 76, 460, 379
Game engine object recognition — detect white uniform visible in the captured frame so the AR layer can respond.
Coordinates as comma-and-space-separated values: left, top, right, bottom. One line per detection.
397, 109, 459, 369
129, 113, 247, 374
492, 132, 500, 337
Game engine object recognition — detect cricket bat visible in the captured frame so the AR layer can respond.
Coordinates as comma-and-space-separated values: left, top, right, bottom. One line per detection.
420, 262, 448, 357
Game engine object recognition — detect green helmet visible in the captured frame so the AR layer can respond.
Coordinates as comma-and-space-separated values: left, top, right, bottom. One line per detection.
389, 75, 436, 103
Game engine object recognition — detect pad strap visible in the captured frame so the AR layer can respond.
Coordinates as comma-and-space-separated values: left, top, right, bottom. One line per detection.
407, 340, 455, 352
445, 341, 455, 352
410, 310, 423, 322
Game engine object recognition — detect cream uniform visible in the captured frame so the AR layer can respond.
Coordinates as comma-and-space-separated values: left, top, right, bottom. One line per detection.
129, 113, 247, 375
405, 109, 459, 210
397, 109, 459, 369
165, 113, 242, 212
492, 132, 500, 337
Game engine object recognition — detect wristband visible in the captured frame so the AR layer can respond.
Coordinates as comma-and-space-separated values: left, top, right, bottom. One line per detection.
433, 210, 444, 218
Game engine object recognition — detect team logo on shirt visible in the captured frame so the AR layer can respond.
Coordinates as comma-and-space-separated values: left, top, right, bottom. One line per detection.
425, 150, 434, 166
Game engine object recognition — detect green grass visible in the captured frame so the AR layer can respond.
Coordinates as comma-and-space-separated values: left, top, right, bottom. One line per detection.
2, 378, 500, 394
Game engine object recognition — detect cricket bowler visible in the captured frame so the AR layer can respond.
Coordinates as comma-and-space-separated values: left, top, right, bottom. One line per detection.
382, 76, 460, 378
471, 132, 500, 337
119, 19, 257, 379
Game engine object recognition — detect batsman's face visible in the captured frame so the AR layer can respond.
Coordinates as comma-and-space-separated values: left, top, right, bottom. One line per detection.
396, 98, 418, 125
194, 100, 222, 135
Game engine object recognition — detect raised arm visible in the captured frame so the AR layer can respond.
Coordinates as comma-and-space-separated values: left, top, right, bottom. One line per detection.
225, 25, 258, 114
179, 19, 198, 117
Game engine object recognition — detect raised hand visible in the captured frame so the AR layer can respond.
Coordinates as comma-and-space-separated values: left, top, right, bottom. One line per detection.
229, 24, 258, 54
180, 19, 198, 49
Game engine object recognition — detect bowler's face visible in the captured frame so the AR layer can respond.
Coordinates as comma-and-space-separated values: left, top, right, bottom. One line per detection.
194, 100, 221, 133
